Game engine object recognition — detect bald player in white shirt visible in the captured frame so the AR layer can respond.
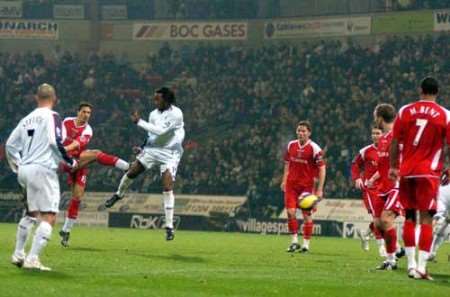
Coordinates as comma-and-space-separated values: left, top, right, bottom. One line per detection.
6, 83, 77, 271
104, 87, 185, 241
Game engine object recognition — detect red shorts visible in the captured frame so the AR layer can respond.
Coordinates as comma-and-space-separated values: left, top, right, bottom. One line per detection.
284, 183, 313, 210
61, 163, 88, 188
399, 177, 439, 211
363, 188, 383, 217
379, 189, 403, 216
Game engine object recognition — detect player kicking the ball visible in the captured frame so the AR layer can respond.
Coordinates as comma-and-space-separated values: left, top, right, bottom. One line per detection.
390, 77, 450, 280
281, 121, 326, 253
59, 102, 129, 247
103, 87, 185, 241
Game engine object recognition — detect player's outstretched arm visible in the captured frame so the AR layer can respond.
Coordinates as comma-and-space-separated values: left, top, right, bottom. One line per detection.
131, 111, 182, 135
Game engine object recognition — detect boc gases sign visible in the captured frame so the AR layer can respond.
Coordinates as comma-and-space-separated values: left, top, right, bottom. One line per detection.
133, 21, 247, 40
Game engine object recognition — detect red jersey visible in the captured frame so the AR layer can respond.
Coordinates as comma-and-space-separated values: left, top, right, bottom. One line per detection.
393, 100, 450, 178
377, 131, 396, 194
351, 144, 379, 186
284, 139, 325, 187
62, 117, 93, 158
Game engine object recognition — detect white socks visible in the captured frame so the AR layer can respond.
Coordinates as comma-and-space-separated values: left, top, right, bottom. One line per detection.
302, 239, 310, 249
291, 233, 298, 244
376, 238, 385, 248
116, 174, 133, 197
27, 221, 52, 261
417, 250, 429, 274
387, 253, 396, 263
405, 247, 417, 270
62, 218, 76, 233
430, 219, 448, 255
115, 159, 129, 171
163, 191, 175, 229
14, 216, 37, 257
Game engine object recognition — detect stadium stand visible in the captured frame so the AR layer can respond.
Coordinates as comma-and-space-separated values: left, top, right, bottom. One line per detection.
1, 34, 450, 217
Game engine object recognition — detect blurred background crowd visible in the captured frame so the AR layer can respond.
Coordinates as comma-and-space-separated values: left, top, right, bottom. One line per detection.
1, 33, 450, 217
15, 0, 450, 20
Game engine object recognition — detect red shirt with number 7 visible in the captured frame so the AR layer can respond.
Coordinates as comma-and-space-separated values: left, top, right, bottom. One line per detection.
393, 100, 450, 178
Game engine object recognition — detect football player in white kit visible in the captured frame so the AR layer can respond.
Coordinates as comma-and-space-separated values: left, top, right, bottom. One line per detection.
5, 83, 77, 271
428, 170, 450, 261
104, 87, 184, 241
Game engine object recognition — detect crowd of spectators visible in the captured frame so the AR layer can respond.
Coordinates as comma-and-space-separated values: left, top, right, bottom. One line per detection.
14, 1, 450, 20
1, 34, 450, 217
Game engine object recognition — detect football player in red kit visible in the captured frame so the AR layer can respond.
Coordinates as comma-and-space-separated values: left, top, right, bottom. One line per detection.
390, 77, 450, 280
351, 126, 386, 256
281, 121, 326, 253
370, 104, 404, 270
59, 102, 129, 246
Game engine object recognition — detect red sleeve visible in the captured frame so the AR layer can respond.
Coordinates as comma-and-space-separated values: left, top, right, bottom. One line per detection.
351, 153, 363, 181
446, 121, 450, 146
314, 150, 325, 167
76, 134, 91, 151
283, 146, 290, 162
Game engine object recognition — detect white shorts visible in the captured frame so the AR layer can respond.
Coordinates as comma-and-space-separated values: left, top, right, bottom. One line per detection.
436, 184, 450, 218
136, 148, 182, 180
18, 164, 60, 213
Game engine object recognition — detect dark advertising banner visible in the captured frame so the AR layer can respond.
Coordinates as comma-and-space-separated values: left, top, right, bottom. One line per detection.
108, 212, 226, 231
109, 212, 343, 237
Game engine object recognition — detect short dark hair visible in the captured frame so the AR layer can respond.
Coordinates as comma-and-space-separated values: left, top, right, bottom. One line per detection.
78, 102, 93, 111
156, 87, 176, 104
297, 120, 312, 132
371, 123, 382, 131
374, 103, 396, 123
421, 77, 439, 95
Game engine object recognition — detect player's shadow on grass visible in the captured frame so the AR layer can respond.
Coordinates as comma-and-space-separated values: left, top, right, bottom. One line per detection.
431, 273, 450, 287
129, 252, 206, 264
20, 270, 71, 279
67, 247, 105, 253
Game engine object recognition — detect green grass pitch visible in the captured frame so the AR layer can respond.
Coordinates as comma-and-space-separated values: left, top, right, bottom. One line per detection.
0, 223, 449, 297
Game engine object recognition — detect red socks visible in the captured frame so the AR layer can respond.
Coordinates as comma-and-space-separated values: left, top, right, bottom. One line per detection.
97, 152, 119, 167
418, 224, 433, 252
303, 221, 314, 240
402, 220, 416, 248
384, 228, 397, 254
67, 197, 81, 219
288, 218, 298, 235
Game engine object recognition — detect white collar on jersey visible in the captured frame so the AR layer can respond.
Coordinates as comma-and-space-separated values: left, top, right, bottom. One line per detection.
298, 139, 311, 149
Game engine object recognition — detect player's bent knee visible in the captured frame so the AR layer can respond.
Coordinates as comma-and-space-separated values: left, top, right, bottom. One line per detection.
287, 208, 296, 218
40, 212, 57, 225
127, 161, 145, 178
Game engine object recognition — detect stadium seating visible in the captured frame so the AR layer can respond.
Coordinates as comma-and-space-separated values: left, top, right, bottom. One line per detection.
1, 34, 450, 217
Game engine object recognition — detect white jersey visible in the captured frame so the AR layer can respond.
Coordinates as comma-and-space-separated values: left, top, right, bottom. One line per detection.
5, 107, 74, 172
137, 105, 185, 152
437, 184, 450, 218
